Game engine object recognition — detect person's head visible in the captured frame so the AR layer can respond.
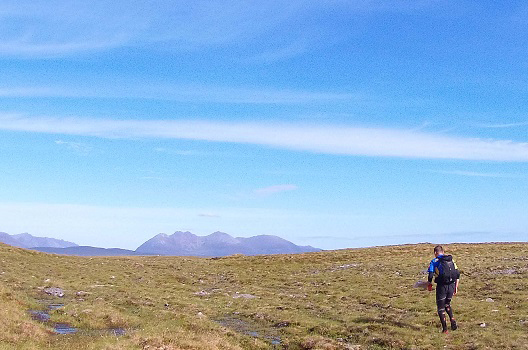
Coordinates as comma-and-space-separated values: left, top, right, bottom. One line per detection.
434, 245, 444, 257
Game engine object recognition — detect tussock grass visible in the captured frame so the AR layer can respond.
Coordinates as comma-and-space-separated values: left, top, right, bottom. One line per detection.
1, 242, 527, 349
0, 283, 50, 347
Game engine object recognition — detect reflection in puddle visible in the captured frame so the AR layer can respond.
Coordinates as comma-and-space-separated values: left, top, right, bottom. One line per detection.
47, 304, 64, 310
29, 306, 78, 335
109, 328, 127, 336
216, 317, 281, 345
54, 323, 77, 335
29, 310, 51, 322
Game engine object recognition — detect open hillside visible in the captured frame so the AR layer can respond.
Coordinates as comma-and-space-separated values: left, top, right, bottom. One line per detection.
0, 242, 527, 349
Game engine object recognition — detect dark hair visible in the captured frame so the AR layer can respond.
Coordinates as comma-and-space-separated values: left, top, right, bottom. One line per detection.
434, 245, 444, 254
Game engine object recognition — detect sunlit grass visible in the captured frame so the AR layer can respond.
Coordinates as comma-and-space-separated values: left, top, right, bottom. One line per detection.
1, 242, 527, 349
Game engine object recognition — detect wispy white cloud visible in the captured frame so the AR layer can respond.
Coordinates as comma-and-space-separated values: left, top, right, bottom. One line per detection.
434, 170, 524, 178
0, 1, 138, 57
0, 84, 364, 104
2, 114, 528, 161
0, 1, 443, 58
155, 148, 206, 156
0, 1, 310, 57
477, 121, 528, 128
198, 213, 221, 218
0, 35, 130, 57
0, 87, 64, 97
254, 184, 299, 196
54, 140, 92, 154
244, 39, 310, 64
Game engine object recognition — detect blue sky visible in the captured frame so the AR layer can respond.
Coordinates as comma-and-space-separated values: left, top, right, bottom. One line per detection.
0, 0, 527, 250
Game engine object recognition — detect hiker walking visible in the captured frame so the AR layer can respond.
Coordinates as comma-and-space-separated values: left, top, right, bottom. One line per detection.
427, 245, 460, 334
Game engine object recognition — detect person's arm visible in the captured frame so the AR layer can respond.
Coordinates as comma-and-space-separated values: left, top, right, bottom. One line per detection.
454, 265, 460, 295
427, 260, 435, 291
453, 261, 460, 295
428, 271, 434, 283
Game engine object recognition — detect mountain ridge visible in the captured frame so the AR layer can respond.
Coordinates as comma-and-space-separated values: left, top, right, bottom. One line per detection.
0, 232, 78, 249
0, 231, 320, 256
135, 231, 320, 256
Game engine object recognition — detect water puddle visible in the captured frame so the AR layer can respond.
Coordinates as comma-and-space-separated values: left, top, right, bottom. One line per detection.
54, 323, 77, 335
108, 328, 127, 336
215, 317, 281, 345
29, 310, 51, 323
29, 303, 78, 335
29, 301, 126, 337
47, 303, 65, 310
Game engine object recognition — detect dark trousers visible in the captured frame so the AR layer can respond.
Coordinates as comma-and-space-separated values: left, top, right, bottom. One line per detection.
436, 283, 456, 331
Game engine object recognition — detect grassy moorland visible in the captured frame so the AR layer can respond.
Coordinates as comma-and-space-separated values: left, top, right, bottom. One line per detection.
0, 242, 527, 350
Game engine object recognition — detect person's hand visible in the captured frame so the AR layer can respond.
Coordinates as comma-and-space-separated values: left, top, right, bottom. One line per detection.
427, 283, 433, 291
454, 285, 458, 296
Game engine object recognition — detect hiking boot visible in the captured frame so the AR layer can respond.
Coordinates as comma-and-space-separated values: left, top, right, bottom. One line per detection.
451, 320, 458, 331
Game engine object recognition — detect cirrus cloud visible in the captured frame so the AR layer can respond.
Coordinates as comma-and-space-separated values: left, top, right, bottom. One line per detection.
1, 114, 528, 162
254, 184, 299, 196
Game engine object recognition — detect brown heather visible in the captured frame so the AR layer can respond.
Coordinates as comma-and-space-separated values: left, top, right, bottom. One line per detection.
0, 242, 527, 349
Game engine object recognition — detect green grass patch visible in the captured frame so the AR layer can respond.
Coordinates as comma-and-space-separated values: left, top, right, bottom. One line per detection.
1, 242, 527, 349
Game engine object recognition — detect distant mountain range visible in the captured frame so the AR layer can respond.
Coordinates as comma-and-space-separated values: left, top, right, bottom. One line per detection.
33, 246, 151, 256
135, 231, 320, 256
0, 231, 320, 256
0, 232, 77, 249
